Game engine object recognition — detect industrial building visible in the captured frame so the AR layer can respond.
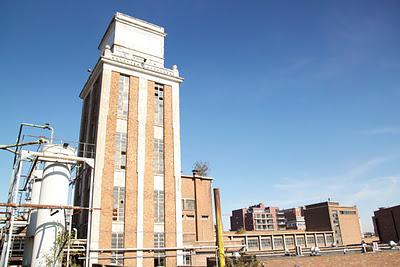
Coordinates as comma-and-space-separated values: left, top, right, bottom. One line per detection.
372, 204, 400, 243
304, 201, 362, 245
0, 12, 219, 267
0, 11, 374, 267
230, 203, 286, 231
71, 12, 217, 267
224, 230, 335, 251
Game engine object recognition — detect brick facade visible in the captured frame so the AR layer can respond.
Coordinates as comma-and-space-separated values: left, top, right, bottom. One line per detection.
373, 205, 400, 243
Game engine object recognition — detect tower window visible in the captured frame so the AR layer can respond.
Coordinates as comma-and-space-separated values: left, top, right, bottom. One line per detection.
113, 186, 125, 222
154, 233, 165, 267
153, 138, 164, 174
115, 132, 127, 170
117, 75, 129, 119
111, 232, 124, 265
154, 83, 164, 126
182, 199, 196, 211
154, 190, 165, 223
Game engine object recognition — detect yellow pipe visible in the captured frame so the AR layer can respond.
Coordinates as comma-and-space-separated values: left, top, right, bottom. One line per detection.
213, 188, 225, 267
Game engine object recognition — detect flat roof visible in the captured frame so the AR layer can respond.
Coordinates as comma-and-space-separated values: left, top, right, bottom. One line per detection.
181, 174, 213, 181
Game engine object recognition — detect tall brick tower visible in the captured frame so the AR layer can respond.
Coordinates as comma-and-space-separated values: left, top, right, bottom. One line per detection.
74, 12, 184, 266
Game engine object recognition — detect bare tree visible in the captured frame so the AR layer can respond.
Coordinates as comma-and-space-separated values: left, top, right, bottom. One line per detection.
192, 161, 210, 176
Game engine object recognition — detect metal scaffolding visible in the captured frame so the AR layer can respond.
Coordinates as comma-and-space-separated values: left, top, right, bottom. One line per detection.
0, 123, 94, 267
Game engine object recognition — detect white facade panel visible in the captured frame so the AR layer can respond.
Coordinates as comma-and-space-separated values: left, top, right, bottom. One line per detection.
136, 76, 148, 267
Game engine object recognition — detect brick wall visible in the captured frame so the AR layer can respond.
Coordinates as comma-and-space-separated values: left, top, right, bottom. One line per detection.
374, 205, 400, 243
259, 251, 400, 267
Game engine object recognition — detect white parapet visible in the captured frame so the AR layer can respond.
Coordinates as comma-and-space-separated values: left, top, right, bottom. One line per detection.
30, 144, 75, 267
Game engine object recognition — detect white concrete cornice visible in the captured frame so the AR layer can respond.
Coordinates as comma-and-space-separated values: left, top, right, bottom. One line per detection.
78, 54, 183, 100
101, 55, 184, 83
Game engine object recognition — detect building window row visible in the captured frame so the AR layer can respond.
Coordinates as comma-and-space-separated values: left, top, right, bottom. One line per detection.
274, 237, 283, 247
285, 237, 294, 246
306, 235, 315, 245
247, 239, 259, 250
261, 238, 271, 249
296, 236, 305, 245
340, 210, 356, 215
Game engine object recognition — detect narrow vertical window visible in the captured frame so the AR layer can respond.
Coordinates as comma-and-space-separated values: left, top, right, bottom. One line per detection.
115, 132, 127, 170
154, 83, 164, 126
111, 232, 124, 265
154, 190, 165, 223
153, 139, 164, 174
154, 233, 165, 267
113, 186, 125, 221
154, 232, 165, 248
117, 75, 129, 119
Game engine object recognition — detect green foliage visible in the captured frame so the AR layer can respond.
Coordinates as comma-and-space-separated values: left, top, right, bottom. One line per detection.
236, 227, 246, 234
43, 229, 74, 267
226, 255, 264, 267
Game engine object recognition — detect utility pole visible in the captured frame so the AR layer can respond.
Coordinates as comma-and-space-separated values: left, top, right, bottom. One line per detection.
213, 188, 225, 267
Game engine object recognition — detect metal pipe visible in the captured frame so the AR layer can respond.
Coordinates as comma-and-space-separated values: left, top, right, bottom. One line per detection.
22, 157, 39, 191
0, 139, 48, 151
85, 168, 95, 267
213, 188, 225, 267
13, 123, 54, 166
21, 150, 94, 168
192, 170, 199, 241
0, 203, 100, 210
78, 244, 245, 253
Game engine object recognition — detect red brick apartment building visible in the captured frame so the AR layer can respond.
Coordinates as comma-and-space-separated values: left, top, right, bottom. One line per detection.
282, 207, 306, 230
230, 203, 286, 231
373, 204, 400, 243
304, 201, 362, 245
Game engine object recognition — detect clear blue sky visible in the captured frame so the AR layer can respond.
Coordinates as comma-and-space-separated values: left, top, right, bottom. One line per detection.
1, 1, 399, 232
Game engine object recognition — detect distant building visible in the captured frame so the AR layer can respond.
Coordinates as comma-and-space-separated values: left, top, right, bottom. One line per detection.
282, 207, 306, 230
373, 204, 400, 243
230, 203, 286, 231
224, 230, 335, 251
304, 201, 362, 245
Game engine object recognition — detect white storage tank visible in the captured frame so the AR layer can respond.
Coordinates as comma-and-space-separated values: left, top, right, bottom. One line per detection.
31, 144, 75, 267
22, 169, 43, 267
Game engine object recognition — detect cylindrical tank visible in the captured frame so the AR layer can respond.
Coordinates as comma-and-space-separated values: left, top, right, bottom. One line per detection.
22, 169, 43, 267
31, 144, 75, 267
